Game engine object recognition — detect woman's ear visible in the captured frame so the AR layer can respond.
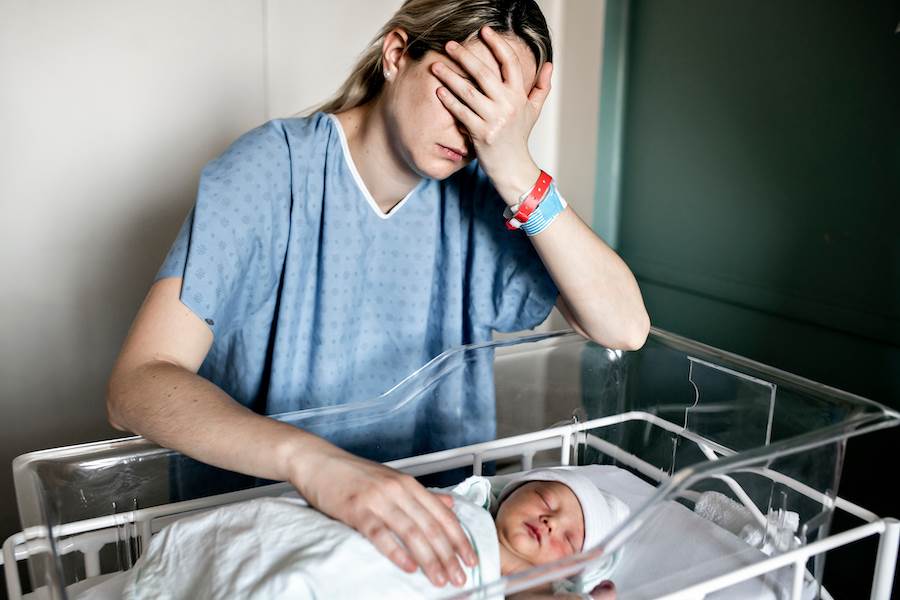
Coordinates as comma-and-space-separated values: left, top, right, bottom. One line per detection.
381, 27, 410, 80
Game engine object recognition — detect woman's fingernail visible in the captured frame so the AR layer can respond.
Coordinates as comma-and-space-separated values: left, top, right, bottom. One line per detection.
447, 40, 459, 50
452, 569, 465, 586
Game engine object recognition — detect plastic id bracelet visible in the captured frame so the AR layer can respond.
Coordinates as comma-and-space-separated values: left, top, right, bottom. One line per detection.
504, 170, 554, 230
520, 185, 567, 237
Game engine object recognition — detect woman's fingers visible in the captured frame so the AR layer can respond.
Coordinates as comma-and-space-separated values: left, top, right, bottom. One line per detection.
355, 470, 472, 589
478, 25, 523, 89
431, 61, 492, 119
421, 491, 477, 568
398, 487, 478, 586
381, 500, 452, 587
293, 452, 475, 589
393, 497, 466, 587
444, 39, 505, 99
436, 85, 483, 135
360, 520, 417, 573
391, 479, 475, 587
528, 62, 553, 113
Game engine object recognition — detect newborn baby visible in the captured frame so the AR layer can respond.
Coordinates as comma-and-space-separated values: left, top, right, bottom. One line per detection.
489, 468, 630, 597
109, 467, 628, 600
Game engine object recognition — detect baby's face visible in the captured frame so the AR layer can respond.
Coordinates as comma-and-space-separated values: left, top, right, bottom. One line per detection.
495, 481, 585, 571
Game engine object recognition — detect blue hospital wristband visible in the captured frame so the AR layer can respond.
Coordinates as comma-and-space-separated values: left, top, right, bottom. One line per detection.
521, 185, 568, 236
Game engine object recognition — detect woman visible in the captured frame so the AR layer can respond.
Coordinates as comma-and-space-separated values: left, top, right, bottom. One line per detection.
106, 0, 648, 592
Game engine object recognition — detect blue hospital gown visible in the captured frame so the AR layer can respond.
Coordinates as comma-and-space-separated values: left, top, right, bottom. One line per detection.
156, 111, 558, 470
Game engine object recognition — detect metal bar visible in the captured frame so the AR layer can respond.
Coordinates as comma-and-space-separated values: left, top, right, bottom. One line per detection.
560, 432, 572, 466
871, 518, 900, 600
3, 533, 25, 600
583, 433, 671, 483
522, 450, 534, 471
84, 549, 101, 578
790, 559, 805, 599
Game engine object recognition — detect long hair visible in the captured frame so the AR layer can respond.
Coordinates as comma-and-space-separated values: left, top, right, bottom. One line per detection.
304, 0, 552, 116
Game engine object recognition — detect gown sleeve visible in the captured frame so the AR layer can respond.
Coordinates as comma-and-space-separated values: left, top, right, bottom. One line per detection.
465, 164, 560, 333
154, 120, 292, 337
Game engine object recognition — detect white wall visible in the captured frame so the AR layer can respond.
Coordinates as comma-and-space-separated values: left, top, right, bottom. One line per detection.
0, 0, 605, 560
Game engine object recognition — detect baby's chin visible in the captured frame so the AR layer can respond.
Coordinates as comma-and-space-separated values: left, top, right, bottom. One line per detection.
498, 529, 539, 564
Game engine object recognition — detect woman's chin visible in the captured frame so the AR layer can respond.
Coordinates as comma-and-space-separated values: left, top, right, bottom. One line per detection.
424, 158, 469, 180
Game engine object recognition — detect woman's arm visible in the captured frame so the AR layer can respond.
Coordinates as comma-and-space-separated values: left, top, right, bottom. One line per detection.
431, 26, 649, 350
527, 201, 650, 351
107, 278, 311, 482
107, 277, 477, 589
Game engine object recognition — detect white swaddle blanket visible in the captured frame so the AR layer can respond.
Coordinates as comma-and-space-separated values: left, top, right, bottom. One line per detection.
118, 484, 500, 600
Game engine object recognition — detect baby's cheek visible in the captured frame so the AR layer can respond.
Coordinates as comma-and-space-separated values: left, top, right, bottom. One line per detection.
547, 538, 570, 559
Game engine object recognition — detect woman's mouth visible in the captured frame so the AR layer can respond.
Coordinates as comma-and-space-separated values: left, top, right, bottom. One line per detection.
437, 144, 466, 162
524, 522, 542, 544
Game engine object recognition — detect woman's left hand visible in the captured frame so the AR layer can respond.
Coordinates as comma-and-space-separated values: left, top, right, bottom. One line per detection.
431, 25, 553, 205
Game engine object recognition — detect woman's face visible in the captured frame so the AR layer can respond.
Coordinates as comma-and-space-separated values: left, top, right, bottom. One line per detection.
380, 31, 538, 181
495, 481, 586, 569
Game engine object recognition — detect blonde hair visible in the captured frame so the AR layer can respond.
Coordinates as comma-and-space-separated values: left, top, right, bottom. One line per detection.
304, 0, 552, 116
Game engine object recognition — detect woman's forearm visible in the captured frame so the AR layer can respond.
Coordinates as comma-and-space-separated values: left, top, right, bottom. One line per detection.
107, 361, 333, 484
107, 361, 479, 585
529, 206, 650, 350
487, 159, 649, 351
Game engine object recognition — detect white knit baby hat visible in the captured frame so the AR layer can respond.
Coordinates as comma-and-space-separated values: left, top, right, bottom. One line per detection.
495, 467, 630, 593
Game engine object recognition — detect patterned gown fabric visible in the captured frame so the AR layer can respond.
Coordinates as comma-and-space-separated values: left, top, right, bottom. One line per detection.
156, 111, 558, 469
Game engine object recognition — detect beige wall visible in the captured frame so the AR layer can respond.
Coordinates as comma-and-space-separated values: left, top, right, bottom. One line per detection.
0, 0, 605, 559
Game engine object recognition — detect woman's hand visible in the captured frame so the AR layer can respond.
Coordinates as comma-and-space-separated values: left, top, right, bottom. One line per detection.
431, 25, 553, 205
289, 445, 478, 589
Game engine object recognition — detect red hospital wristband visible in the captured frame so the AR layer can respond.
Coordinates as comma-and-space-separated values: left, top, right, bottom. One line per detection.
505, 170, 554, 230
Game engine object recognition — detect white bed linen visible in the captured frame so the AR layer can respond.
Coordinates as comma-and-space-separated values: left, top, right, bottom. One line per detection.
75, 494, 498, 600
73, 465, 813, 600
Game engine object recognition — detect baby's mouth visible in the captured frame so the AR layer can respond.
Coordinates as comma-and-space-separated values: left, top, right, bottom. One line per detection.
524, 522, 542, 544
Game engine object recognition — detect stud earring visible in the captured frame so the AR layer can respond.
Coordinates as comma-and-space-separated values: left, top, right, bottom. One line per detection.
384, 68, 394, 80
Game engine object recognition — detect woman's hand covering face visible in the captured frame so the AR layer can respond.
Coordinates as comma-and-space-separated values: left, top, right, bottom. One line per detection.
429, 26, 553, 201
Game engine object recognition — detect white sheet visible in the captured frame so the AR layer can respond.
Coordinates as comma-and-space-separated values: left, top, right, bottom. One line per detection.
75, 495, 498, 600
73, 465, 813, 600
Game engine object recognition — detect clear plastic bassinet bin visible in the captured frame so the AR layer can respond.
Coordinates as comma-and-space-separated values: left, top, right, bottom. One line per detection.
7, 329, 899, 600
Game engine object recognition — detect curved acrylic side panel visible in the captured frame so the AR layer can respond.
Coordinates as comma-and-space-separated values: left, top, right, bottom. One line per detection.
454, 415, 894, 599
